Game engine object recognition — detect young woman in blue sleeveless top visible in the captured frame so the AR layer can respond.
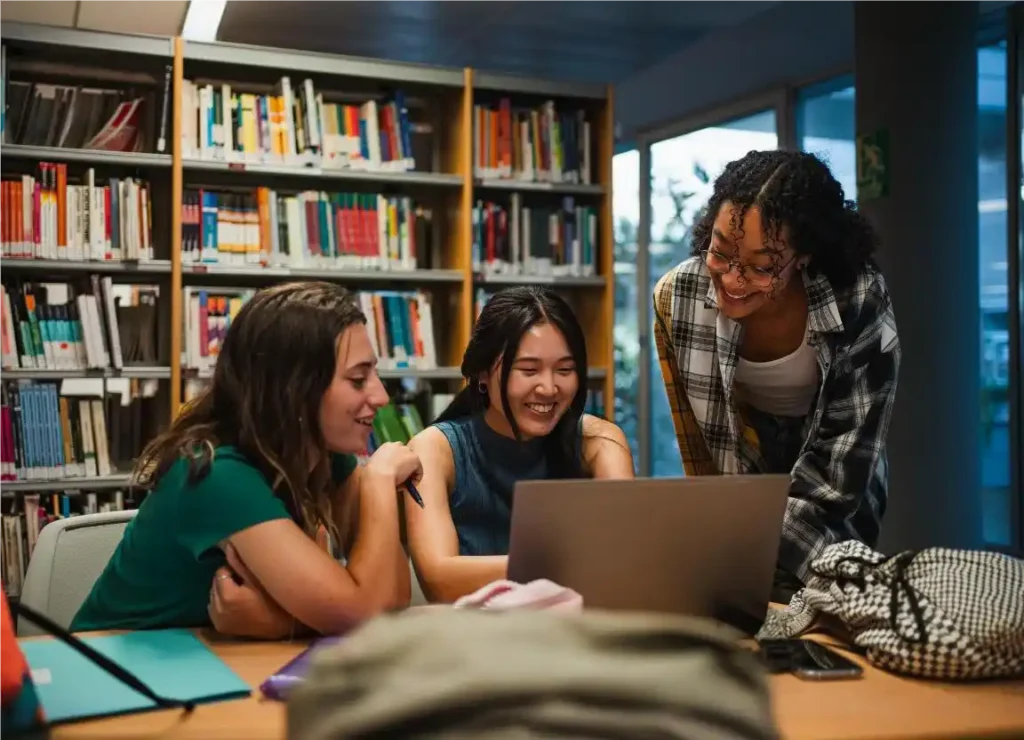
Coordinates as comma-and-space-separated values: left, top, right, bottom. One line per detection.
405, 286, 634, 602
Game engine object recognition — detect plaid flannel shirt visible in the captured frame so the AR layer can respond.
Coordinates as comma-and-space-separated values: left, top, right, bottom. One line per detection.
653, 257, 901, 583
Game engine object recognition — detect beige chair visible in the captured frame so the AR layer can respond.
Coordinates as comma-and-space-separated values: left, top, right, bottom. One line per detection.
18, 509, 430, 635
18, 510, 137, 636
409, 558, 428, 606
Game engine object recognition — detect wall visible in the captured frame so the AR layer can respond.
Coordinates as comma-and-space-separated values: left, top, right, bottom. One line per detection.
614, 0, 1015, 141
855, 1, 984, 554
614, 1, 854, 141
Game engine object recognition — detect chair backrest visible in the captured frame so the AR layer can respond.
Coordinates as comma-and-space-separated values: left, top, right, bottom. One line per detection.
18, 510, 137, 636
409, 558, 428, 607
18, 509, 428, 634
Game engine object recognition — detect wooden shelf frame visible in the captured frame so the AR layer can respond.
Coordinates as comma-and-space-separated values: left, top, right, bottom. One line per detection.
0, 24, 616, 422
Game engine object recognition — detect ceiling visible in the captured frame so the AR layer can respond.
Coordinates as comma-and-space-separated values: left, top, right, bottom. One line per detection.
0, 0, 189, 37
2, 1, 1016, 85
216, 1, 778, 84
1, 0, 778, 85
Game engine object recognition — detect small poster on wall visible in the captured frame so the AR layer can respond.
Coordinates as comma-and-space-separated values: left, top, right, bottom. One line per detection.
856, 128, 889, 200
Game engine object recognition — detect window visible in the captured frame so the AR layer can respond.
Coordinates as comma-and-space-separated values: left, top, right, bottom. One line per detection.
797, 75, 857, 201
978, 42, 1012, 546
612, 148, 641, 463
792, 59, 1015, 545
647, 109, 779, 476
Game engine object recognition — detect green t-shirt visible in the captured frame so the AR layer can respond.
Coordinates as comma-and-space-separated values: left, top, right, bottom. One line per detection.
71, 446, 358, 632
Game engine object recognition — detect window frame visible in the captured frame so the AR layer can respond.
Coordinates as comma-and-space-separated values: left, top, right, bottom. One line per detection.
1004, 3, 1023, 555
793, 72, 856, 152
635, 89, 789, 476
622, 25, 1023, 549
610, 144, 642, 468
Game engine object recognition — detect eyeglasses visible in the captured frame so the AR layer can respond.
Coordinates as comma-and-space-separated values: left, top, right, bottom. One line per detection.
701, 248, 794, 289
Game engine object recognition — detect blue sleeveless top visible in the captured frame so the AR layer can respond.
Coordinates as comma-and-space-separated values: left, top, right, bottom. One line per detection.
433, 414, 582, 557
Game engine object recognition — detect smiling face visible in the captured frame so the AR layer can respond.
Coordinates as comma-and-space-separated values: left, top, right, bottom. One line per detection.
483, 321, 580, 441
706, 202, 807, 321
318, 323, 389, 454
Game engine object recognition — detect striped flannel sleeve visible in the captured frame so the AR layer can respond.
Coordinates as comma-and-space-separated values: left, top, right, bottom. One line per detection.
652, 269, 718, 476
780, 274, 901, 581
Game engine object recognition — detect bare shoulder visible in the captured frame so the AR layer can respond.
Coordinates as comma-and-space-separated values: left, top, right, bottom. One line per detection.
409, 426, 451, 457
580, 414, 634, 478
581, 414, 629, 447
408, 426, 455, 479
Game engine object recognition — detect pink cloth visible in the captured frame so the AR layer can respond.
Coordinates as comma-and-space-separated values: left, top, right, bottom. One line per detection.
453, 579, 583, 612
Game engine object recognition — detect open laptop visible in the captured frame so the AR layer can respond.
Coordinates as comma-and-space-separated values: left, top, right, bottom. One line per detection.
506, 475, 790, 634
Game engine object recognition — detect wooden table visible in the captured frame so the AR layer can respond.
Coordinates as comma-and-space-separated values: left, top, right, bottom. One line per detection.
46, 630, 1024, 740
770, 634, 1024, 740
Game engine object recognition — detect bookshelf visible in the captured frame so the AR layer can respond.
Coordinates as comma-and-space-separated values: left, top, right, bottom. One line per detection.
0, 23, 616, 583
1, 22, 178, 554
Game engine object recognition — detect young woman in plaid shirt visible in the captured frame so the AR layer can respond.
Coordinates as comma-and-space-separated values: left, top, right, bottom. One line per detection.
654, 150, 901, 602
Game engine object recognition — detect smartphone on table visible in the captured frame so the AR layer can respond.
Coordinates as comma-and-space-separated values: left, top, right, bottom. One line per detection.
757, 638, 863, 681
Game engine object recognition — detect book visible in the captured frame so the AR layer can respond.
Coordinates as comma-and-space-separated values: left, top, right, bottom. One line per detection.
19, 629, 250, 724
258, 635, 344, 701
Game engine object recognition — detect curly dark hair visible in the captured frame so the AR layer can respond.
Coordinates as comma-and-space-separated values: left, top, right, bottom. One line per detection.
689, 150, 878, 289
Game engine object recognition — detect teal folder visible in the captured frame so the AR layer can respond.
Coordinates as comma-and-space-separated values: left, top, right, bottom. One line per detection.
18, 629, 251, 724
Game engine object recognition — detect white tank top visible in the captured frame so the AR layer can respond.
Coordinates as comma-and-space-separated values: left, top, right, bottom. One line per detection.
734, 323, 820, 417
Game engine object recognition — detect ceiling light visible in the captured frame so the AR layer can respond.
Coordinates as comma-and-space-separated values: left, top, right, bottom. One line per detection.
182, 0, 227, 42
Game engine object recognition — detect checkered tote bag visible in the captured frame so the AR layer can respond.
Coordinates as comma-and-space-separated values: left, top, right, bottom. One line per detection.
757, 540, 1024, 680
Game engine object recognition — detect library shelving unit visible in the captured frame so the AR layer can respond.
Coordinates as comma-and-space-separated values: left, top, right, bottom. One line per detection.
470, 69, 614, 409
0, 24, 614, 514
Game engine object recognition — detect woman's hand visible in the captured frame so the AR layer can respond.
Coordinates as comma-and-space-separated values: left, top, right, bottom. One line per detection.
208, 544, 294, 640
365, 442, 423, 488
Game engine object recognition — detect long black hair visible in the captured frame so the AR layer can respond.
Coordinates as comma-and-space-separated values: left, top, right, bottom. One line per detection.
435, 286, 588, 478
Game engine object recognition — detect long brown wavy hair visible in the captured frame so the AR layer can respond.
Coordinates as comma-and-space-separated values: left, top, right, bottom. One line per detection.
135, 281, 367, 540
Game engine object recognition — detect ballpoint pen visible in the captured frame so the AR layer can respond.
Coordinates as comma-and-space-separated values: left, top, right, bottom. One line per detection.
404, 480, 425, 508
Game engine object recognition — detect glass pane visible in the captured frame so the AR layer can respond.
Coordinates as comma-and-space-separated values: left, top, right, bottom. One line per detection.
979, 42, 1011, 546
612, 149, 641, 463
647, 109, 778, 477
797, 77, 857, 200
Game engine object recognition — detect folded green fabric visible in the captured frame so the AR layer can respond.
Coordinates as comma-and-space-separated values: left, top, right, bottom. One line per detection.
287, 608, 777, 740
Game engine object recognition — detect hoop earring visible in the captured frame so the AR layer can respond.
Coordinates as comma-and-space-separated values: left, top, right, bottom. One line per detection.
477, 381, 488, 394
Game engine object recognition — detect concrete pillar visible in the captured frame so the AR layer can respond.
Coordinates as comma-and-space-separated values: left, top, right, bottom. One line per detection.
855, 1, 983, 552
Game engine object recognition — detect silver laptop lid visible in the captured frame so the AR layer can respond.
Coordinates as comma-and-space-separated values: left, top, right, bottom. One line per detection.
507, 475, 790, 633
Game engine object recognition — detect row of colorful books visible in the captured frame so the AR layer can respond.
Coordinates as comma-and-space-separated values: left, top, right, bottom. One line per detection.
1, 278, 160, 371
181, 187, 433, 270
1, 163, 154, 262
182, 77, 417, 172
0, 169, 597, 274
182, 287, 437, 373
473, 99, 593, 185
1, 377, 159, 483
473, 195, 599, 278
2, 68, 171, 154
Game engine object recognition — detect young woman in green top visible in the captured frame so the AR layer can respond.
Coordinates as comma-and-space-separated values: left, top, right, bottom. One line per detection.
71, 281, 421, 638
